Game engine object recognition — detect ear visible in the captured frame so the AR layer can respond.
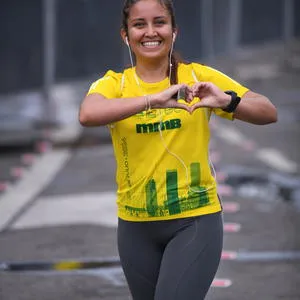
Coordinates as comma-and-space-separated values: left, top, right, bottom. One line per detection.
121, 29, 129, 46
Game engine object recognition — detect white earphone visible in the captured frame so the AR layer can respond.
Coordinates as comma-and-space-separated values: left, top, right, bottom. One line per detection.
125, 37, 129, 46
172, 32, 176, 42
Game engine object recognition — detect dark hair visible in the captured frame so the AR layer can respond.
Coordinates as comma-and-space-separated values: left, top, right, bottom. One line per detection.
122, 0, 182, 84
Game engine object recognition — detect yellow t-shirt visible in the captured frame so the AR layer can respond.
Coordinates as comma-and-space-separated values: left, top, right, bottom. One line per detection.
87, 63, 249, 221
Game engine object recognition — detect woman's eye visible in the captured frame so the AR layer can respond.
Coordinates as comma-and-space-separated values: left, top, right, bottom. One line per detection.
134, 22, 145, 27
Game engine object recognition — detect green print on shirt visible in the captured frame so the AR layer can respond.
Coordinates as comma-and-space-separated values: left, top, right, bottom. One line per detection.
136, 119, 181, 134
146, 179, 158, 217
188, 162, 209, 206
142, 162, 209, 217
165, 170, 181, 215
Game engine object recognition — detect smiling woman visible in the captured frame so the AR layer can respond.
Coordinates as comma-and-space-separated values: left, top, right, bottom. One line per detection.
78, 0, 277, 299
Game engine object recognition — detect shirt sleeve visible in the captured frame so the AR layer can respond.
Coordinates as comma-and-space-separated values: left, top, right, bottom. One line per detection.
87, 70, 123, 99
191, 63, 249, 120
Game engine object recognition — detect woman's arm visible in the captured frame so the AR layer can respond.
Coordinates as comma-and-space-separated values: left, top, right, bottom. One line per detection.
233, 90, 277, 125
79, 93, 147, 126
79, 84, 191, 127
190, 82, 277, 125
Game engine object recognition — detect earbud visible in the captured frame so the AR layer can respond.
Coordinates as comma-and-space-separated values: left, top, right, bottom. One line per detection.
172, 33, 176, 42
125, 37, 129, 46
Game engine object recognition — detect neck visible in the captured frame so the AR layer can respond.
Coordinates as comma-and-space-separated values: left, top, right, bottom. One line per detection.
135, 57, 169, 83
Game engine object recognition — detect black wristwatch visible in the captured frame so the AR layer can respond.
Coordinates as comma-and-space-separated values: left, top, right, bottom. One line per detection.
222, 91, 241, 113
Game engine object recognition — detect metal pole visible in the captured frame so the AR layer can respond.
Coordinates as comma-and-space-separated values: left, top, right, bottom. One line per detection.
283, 0, 294, 43
200, 0, 214, 64
43, 0, 56, 126
227, 0, 241, 76
228, 0, 241, 55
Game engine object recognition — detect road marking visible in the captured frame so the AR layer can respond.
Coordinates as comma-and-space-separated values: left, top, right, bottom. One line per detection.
212, 279, 232, 288
222, 202, 240, 213
221, 251, 238, 260
21, 154, 36, 165
0, 258, 232, 288
12, 192, 242, 231
256, 148, 298, 173
216, 125, 246, 145
10, 167, 25, 178
0, 149, 72, 231
237, 251, 300, 262
224, 222, 241, 232
215, 124, 298, 173
11, 192, 118, 229
0, 182, 10, 192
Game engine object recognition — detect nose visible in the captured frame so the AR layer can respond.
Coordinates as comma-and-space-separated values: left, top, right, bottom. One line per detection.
145, 24, 157, 38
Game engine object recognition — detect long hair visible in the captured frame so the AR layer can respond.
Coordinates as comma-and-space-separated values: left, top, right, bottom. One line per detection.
122, 0, 184, 84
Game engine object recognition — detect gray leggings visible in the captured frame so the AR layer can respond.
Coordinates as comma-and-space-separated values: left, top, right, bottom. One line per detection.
117, 212, 223, 300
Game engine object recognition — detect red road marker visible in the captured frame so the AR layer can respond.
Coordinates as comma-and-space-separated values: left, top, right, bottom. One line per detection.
0, 182, 9, 192
224, 222, 241, 233
10, 167, 24, 178
21, 154, 36, 165
212, 279, 232, 288
222, 202, 240, 213
36, 141, 52, 153
221, 251, 238, 260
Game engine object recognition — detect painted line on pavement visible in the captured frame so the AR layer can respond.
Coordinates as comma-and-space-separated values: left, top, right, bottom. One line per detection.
256, 148, 298, 173
0, 149, 72, 231
11, 192, 118, 230
10, 192, 240, 230
221, 251, 238, 260
215, 124, 298, 173
0, 258, 232, 288
224, 223, 241, 233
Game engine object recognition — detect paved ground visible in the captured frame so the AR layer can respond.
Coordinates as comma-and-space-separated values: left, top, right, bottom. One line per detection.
0, 41, 300, 299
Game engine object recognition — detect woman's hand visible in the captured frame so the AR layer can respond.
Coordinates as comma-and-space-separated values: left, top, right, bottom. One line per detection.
190, 82, 231, 113
150, 84, 193, 112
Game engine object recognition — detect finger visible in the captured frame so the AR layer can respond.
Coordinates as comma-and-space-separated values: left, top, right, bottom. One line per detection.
175, 102, 192, 112
189, 102, 206, 113
164, 84, 187, 99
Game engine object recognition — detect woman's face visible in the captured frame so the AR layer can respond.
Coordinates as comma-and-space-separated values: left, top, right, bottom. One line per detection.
123, 0, 176, 62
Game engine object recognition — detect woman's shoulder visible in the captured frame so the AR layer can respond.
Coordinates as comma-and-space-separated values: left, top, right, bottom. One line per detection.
178, 62, 208, 74
100, 69, 124, 82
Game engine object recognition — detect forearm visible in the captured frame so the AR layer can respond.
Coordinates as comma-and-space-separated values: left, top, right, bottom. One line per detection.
79, 94, 148, 126
233, 92, 277, 125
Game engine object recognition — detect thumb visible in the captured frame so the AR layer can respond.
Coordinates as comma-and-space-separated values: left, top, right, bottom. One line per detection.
165, 84, 187, 99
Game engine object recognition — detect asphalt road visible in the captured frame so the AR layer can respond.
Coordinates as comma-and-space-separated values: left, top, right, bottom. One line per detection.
0, 43, 300, 300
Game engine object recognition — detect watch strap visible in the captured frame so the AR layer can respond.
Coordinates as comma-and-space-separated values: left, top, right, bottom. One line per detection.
222, 90, 241, 113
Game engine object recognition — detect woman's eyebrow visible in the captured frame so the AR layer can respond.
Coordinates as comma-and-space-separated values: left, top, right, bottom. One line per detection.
130, 18, 145, 23
130, 16, 167, 23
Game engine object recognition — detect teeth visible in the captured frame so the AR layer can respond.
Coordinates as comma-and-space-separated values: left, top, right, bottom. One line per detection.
142, 41, 160, 47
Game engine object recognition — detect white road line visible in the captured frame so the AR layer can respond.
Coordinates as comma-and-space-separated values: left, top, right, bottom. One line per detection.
216, 125, 245, 145
11, 192, 118, 230
0, 150, 71, 231
216, 124, 298, 173
256, 148, 298, 173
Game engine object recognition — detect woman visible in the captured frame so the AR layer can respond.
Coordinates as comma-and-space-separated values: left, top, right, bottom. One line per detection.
79, 0, 277, 299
